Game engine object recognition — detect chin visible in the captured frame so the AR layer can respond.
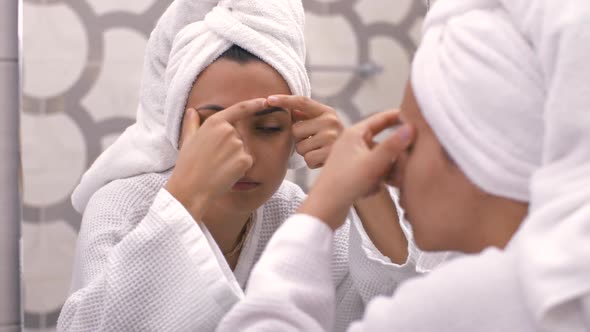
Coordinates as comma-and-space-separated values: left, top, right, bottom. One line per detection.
220, 189, 272, 212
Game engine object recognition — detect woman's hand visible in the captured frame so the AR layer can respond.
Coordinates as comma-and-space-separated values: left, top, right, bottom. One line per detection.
267, 95, 344, 169
165, 98, 268, 220
298, 110, 414, 230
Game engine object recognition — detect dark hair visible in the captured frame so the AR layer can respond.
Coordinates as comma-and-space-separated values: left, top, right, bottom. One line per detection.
218, 45, 263, 64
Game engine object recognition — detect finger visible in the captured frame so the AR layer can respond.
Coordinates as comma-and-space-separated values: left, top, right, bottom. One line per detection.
292, 109, 308, 122
214, 98, 268, 124
179, 108, 200, 148
267, 95, 329, 119
292, 113, 341, 140
295, 131, 336, 155
354, 110, 400, 140
303, 147, 330, 169
292, 118, 324, 140
368, 124, 414, 173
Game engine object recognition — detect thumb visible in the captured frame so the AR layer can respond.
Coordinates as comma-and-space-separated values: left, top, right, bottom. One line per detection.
368, 124, 413, 174
179, 108, 200, 149
188, 108, 201, 135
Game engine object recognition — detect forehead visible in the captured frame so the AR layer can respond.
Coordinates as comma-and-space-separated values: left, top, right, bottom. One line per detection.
187, 59, 292, 107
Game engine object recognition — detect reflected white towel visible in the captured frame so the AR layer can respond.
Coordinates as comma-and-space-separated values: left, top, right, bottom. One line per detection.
72, 0, 309, 213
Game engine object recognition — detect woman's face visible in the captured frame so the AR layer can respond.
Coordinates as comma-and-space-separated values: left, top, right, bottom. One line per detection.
392, 82, 495, 253
185, 58, 293, 214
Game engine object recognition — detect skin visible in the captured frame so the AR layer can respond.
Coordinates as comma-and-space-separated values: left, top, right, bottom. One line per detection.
167, 59, 294, 268
391, 82, 529, 253
167, 57, 412, 269
301, 81, 529, 254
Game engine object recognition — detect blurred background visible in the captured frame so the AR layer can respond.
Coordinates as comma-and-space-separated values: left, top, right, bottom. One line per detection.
20, 0, 428, 330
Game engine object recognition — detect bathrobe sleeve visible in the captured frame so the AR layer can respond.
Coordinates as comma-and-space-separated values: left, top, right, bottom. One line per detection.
344, 187, 434, 301
217, 216, 535, 332
58, 187, 243, 331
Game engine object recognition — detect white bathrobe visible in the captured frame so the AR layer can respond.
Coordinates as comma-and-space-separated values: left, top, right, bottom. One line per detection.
60, 0, 448, 331
216, 0, 590, 331
58, 172, 436, 331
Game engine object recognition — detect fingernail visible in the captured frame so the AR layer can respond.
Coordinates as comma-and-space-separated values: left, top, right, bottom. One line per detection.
397, 125, 412, 143
268, 96, 279, 104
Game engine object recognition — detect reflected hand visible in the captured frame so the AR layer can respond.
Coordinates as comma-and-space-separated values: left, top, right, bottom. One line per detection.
267, 95, 344, 169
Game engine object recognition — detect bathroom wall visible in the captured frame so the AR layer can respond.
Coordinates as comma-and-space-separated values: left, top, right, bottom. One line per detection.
21, 0, 426, 329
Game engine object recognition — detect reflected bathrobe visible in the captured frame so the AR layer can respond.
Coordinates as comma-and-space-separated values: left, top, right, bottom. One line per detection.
57, 172, 442, 331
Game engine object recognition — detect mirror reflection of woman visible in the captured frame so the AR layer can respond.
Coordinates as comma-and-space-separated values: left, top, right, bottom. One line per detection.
57, 1, 444, 331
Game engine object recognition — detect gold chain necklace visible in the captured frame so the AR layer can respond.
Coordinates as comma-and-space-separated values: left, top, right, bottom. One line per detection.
223, 214, 253, 258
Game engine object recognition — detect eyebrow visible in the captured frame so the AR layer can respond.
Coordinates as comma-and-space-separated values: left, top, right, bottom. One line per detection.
195, 104, 288, 117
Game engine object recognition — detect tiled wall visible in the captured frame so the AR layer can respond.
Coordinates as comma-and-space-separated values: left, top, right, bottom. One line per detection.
21, 0, 427, 329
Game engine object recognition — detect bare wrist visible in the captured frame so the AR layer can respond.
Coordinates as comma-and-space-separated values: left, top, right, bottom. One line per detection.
298, 182, 353, 230
164, 181, 210, 221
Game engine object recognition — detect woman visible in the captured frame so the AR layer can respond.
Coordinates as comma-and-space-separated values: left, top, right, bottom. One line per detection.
217, 0, 590, 331
58, 1, 441, 331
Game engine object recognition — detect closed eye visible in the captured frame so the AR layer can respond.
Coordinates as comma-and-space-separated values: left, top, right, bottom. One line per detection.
256, 126, 283, 133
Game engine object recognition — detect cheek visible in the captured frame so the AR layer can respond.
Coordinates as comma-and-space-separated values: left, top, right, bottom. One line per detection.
251, 134, 293, 173
400, 145, 460, 249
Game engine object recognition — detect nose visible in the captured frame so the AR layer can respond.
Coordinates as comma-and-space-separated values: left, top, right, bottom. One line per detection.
234, 124, 255, 165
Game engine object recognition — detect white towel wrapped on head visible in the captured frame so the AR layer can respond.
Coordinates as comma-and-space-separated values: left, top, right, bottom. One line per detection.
164, 0, 310, 147
412, 1, 545, 202
72, 0, 310, 213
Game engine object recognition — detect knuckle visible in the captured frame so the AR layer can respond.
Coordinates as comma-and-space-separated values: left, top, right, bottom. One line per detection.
295, 144, 306, 155
298, 96, 311, 107
292, 126, 304, 138
325, 129, 339, 142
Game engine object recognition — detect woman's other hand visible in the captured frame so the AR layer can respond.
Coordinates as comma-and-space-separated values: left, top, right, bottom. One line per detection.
267, 95, 344, 169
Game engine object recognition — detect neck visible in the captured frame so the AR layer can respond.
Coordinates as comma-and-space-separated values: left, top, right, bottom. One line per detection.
470, 197, 529, 252
202, 201, 253, 254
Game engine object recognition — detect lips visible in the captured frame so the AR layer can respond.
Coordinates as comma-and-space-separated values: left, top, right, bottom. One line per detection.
232, 178, 261, 191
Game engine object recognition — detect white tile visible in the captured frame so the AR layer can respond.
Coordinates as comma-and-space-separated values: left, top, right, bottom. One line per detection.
83, 28, 146, 123
353, 37, 410, 117
305, 13, 358, 98
86, 0, 157, 15
23, 3, 88, 98
21, 112, 86, 207
355, 0, 413, 25
23, 220, 77, 313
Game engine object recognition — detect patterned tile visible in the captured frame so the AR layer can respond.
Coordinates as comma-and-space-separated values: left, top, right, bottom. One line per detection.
356, 0, 413, 25
353, 37, 411, 117
86, 0, 157, 15
82, 28, 146, 123
21, 112, 86, 207
23, 2, 88, 98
